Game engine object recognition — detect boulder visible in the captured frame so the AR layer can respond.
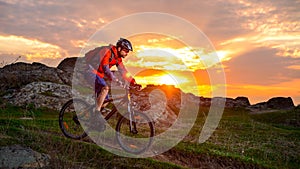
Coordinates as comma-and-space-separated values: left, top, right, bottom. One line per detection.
250, 97, 295, 110
0, 62, 71, 95
199, 96, 251, 108
266, 97, 295, 110
4, 81, 72, 110
235, 96, 251, 107
131, 85, 180, 126
0, 145, 50, 168
57, 57, 77, 74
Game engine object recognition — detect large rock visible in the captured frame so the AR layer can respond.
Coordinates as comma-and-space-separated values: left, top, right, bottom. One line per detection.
131, 85, 181, 126
199, 96, 251, 108
235, 96, 251, 107
266, 97, 294, 109
0, 145, 50, 168
57, 57, 77, 74
250, 97, 295, 110
4, 81, 72, 110
0, 62, 71, 95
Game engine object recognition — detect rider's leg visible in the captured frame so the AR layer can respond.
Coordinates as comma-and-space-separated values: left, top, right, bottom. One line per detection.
84, 67, 107, 131
87, 75, 107, 131
96, 85, 109, 111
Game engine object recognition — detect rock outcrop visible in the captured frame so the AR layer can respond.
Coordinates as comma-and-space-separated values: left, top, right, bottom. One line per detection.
0, 145, 50, 168
57, 57, 77, 74
266, 97, 295, 109
235, 96, 251, 107
4, 81, 72, 110
0, 62, 71, 95
131, 85, 181, 126
198, 96, 251, 108
250, 97, 295, 110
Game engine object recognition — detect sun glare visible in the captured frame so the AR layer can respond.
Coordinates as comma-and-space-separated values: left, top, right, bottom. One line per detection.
127, 33, 222, 97
159, 74, 177, 86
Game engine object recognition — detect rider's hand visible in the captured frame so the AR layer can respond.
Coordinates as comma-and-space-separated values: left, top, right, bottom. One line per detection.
129, 78, 142, 90
132, 83, 142, 91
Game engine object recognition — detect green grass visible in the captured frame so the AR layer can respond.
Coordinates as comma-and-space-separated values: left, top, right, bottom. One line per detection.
0, 103, 299, 168
250, 108, 300, 130
0, 105, 183, 168
177, 107, 300, 169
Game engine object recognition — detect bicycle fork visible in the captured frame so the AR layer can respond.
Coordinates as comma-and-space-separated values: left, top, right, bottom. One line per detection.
128, 104, 138, 134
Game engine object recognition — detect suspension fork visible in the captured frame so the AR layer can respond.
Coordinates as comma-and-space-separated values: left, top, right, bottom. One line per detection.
128, 103, 138, 134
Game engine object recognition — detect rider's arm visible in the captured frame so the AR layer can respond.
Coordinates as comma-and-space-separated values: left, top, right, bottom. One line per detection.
103, 65, 117, 81
101, 50, 117, 81
116, 61, 136, 84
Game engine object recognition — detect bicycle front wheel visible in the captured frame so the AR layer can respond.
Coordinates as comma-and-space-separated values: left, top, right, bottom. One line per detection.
116, 111, 154, 154
59, 99, 89, 140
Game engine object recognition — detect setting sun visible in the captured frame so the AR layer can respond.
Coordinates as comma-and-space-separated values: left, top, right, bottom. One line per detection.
121, 33, 225, 99
158, 74, 177, 86
133, 69, 190, 90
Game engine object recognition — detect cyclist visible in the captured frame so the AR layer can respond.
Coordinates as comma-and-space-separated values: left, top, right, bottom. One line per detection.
84, 38, 141, 131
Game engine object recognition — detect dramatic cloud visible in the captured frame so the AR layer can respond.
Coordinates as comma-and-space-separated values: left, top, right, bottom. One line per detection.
0, 0, 108, 56
0, 35, 67, 57
217, 0, 300, 58
225, 47, 300, 84
127, 46, 223, 71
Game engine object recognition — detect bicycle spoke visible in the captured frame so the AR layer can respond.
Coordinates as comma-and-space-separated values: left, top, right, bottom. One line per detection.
116, 112, 154, 154
59, 99, 88, 139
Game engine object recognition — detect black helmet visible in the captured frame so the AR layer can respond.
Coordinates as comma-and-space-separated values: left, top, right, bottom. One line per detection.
116, 38, 133, 51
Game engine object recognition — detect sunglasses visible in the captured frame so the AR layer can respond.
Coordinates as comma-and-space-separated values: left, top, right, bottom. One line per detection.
122, 48, 130, 53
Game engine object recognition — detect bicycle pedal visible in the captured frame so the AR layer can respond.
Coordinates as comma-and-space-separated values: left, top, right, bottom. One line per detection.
102, 102, 109, 108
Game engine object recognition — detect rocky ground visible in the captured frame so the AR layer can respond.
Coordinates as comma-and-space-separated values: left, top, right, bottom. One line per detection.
0, 145, 50, 168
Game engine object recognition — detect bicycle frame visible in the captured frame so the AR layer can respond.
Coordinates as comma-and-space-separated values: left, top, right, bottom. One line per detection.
102, 85, 138, 134
60, 84, 154, 154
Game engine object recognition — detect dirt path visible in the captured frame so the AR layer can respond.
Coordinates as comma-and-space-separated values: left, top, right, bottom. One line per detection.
152, 149, 267, 169
248, 108, 279, 114
47, 129, 266, 169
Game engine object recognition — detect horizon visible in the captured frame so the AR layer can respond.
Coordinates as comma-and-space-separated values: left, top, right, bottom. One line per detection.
0, 0, 299, 105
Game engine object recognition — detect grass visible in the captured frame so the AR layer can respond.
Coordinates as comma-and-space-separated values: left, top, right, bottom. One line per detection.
177, 107, 300, 169
250, 108, 300, 129
0, 102, 299, 168
0, 104, 182, 169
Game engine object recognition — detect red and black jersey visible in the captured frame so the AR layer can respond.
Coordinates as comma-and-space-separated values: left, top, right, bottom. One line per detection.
85, 44, 134, 83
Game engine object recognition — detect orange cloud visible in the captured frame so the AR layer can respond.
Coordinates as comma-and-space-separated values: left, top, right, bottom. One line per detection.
287, 65, 300, 70
220, 0, 300, 59
124, 34, 227, 72
0, 35, 67, 61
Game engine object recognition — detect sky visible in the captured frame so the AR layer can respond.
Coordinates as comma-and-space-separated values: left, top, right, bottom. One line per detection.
0, 0, 299, 105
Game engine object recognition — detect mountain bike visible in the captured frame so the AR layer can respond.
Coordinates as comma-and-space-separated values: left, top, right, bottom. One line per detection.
58, 83, 155, 154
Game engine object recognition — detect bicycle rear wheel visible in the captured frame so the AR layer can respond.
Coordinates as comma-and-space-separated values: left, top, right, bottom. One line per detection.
59, 99, 89, 139
116, 111, 154, 154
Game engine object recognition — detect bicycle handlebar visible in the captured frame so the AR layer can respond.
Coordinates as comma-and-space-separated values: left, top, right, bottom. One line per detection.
130, 85, 142, 91
119, 82, 142, 92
